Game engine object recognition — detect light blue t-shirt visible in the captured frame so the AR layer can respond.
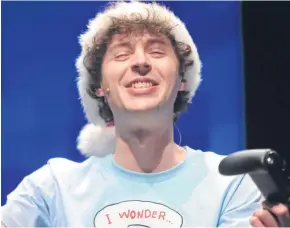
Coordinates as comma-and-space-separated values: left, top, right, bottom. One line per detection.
2, 147, 263, 227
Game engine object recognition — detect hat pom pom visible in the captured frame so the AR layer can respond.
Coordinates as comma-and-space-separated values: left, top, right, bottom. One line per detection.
77, 123, 116, 157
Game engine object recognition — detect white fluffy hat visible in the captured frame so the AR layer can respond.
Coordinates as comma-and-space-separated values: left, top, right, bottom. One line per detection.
76, 1, 202, 157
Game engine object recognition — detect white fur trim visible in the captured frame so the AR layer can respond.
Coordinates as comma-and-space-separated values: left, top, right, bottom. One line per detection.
76, 1, 202, 156
77, 124, 116, 157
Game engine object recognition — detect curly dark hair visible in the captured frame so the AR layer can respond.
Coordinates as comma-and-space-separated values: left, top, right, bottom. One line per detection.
83, 6, 194, 125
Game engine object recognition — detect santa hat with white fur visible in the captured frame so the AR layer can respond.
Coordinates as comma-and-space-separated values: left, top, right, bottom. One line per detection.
76, 1, 202, 157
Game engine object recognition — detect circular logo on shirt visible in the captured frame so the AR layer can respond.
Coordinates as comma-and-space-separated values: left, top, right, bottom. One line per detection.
94, 200, 183, 228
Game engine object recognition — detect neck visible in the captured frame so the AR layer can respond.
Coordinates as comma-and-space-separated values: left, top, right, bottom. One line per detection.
113, 121, 186, 173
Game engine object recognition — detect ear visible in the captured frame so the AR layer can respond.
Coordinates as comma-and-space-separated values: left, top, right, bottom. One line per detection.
179, 82, 185, 91
96, 88, 104, 97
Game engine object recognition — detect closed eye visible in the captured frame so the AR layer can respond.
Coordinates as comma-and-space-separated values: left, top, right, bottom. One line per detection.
149, 50, 165, 58
114, 52, 130, 61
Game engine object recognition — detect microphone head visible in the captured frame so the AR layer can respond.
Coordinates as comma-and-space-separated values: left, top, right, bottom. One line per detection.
219, 149, 275, 176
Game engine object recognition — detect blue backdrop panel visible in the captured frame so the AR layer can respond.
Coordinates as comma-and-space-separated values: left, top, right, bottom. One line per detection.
2, 1, 244, 204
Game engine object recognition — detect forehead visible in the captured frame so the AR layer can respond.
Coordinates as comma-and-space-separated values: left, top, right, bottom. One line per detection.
107, 31, 172, 48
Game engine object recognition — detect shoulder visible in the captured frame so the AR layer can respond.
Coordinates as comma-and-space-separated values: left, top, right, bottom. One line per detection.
12, 155, 110, 194
45, 155, 111, 184
186, 146, 263, 211
185, 146, 232, 177
185, 146, 258, 192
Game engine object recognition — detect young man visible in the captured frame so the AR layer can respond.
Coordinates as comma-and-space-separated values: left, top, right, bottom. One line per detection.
1, 1, 288, 227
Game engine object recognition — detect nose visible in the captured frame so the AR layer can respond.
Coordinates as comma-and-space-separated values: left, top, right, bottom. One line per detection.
131, 62, 152, 76
131, 52, 152, 76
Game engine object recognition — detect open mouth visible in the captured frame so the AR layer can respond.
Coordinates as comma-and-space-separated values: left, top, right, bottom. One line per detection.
126, 79, 159, 89
125, 78, 159, 94
131, 81, 158, 89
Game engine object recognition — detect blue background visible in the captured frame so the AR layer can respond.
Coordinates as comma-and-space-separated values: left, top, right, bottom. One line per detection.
2, 1, 245, 204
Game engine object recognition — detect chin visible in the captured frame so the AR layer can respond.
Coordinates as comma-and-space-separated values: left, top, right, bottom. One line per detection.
125, 101, 161, 112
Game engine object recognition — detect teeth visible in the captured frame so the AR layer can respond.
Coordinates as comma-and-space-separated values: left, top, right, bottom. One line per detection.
132, 82, 153, 88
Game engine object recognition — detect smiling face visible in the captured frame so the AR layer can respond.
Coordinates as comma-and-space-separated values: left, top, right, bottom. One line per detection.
101, 31, 181, 117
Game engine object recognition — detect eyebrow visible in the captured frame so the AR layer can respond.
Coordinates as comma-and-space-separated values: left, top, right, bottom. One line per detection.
107, 37, 169, 52
146, 38, 168, 47
107, 41, 132, 52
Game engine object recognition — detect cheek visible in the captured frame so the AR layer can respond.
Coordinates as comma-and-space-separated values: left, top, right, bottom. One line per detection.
162, 61, 179, 85
101, 63, 124, 88
165, 66, 181, 95
163, 56, 179, 75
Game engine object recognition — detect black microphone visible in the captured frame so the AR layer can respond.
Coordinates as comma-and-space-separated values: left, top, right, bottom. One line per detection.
219, 149, 290, 226
219, 149, 290, 205
219, 149, 281, 175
